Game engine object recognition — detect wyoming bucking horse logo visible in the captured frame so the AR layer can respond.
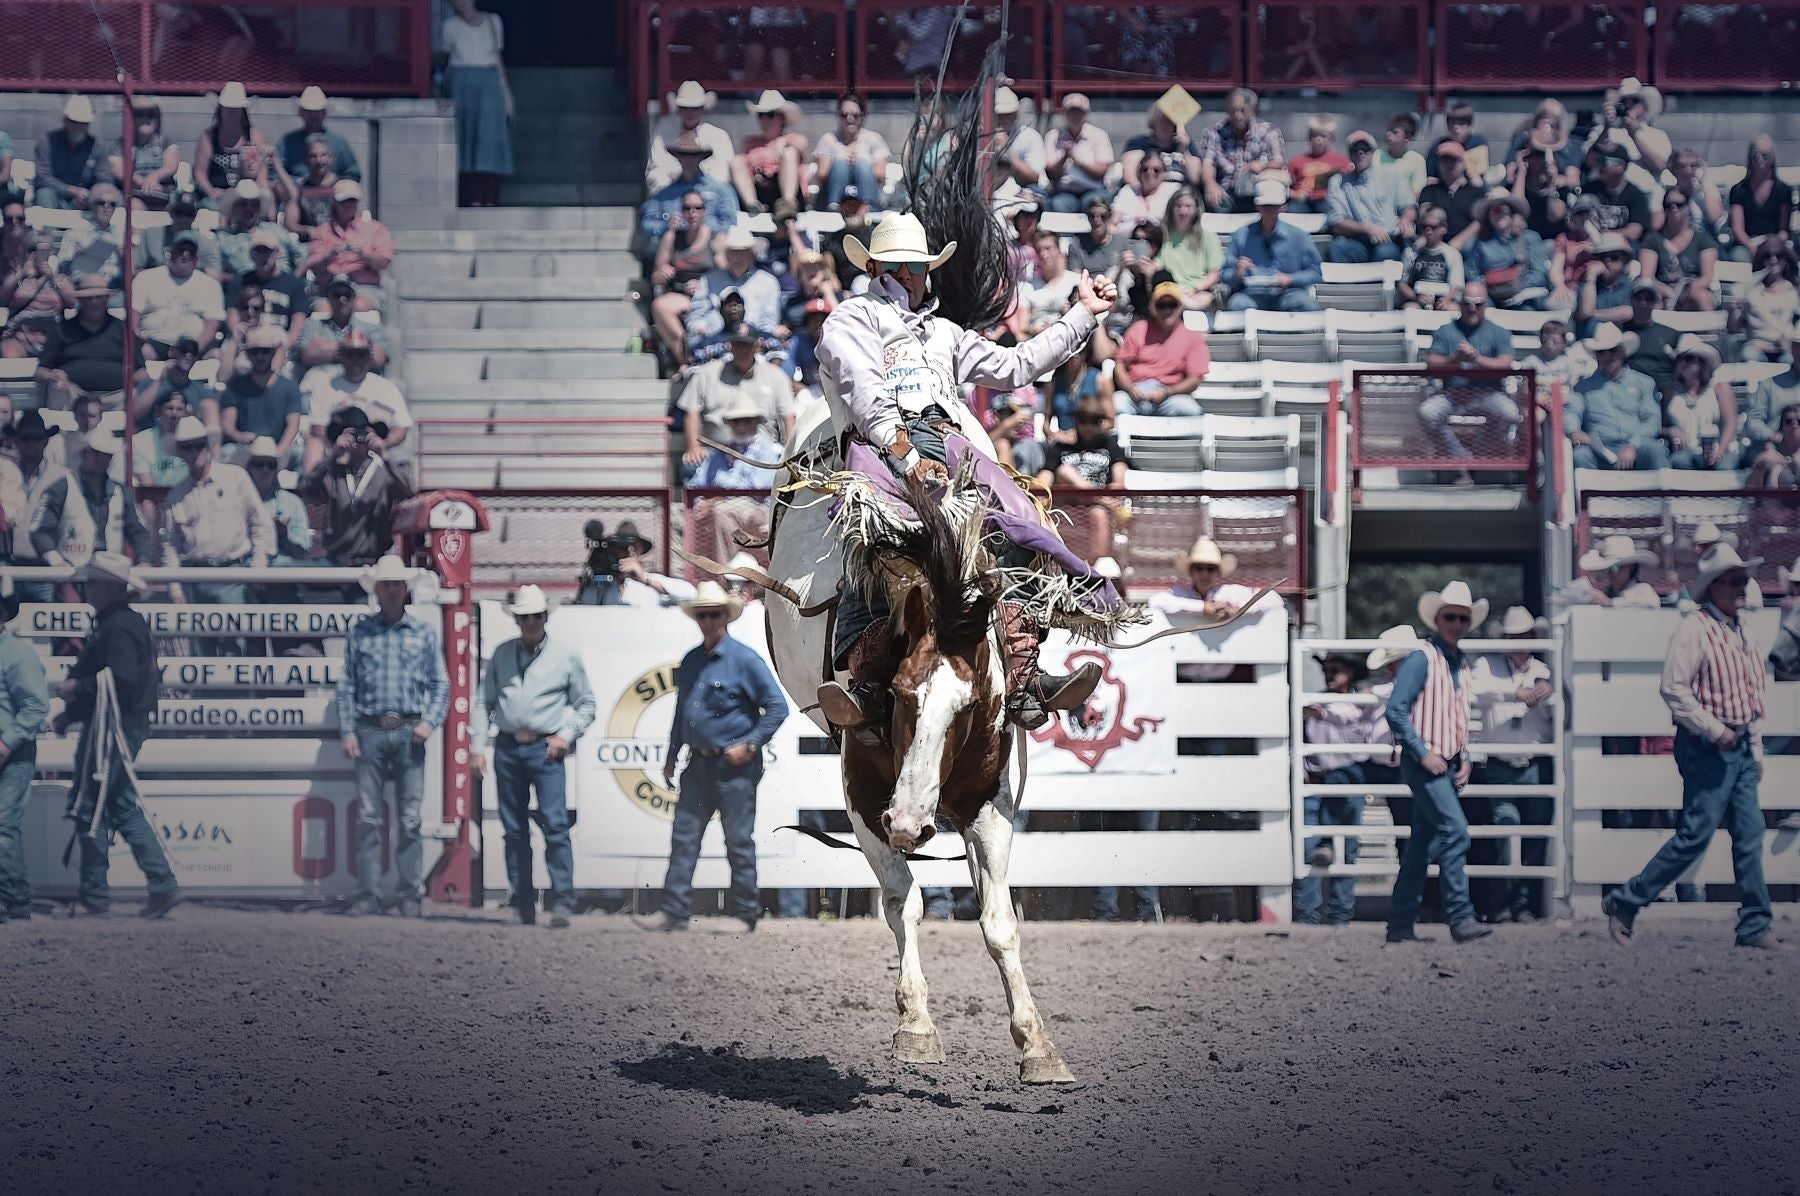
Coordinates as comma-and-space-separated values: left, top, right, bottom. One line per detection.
1028, 649, 1164, 770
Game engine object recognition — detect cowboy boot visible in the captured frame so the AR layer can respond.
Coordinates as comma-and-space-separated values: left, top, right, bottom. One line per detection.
1000, 602, 1101, 730
817, 619, 892, 745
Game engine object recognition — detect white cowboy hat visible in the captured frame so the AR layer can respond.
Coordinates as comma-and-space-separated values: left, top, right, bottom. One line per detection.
1582, 322, 1638, 355
1252, 178, 1289, 207
1692, 543, 1762, 598
1780, 557, 1800, 588
508, 584, 551, 616
1608, 76, 1664, 118
299, 85, 328, 111
1366, 625, 1423, 671
843, 212, 957, 273
721, 223, 757, 252
63, 94, 95, 123
1578, 534, 1658, 573
77, 426, 123, 458
173, 415, 210, 445
1498, 605, 1536, 636
71, 550, 147, 592
1471, 186, 1530, 223
746, 89, 789, 115
1674, 334, 1721, 370
993, 86, 1021, 116
217, 81, 249, 109
1589, 232, 1634, 259
1693, 521, 1737, 549
680, 579, 745, 623
361, 554, 422, 593
717, 394, 766, 422
670, 80, 717, 111
1418, 579, 1490, 630
247, 435, 280, 460
1177, 536, 1237, 576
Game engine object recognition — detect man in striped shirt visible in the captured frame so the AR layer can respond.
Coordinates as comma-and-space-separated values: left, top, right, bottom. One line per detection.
1383, 580, 1493, 945
1605, 545, 1780, 949
337, 556, 450, 917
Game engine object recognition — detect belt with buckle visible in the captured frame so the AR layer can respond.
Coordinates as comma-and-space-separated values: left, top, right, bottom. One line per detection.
362, 711, 421, 731
510, 729, 544, 745
696, 746, 725, 758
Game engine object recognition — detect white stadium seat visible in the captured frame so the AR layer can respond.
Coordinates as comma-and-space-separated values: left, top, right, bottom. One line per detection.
1200, 359, 1264, 387
1123, 468, 1208, 491
1315, 261, 1399, 312
1244, 310, 1328, 362
1325, 310, 1408, 362
1197, 466, 1299, 490
1203, 413, 1301, 473
1116, 414, 1207, 473
1190, 386, 1266, 418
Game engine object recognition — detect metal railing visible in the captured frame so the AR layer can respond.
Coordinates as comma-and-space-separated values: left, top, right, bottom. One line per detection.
1575, 487, 1800, 599
1350, 368, 1541, 498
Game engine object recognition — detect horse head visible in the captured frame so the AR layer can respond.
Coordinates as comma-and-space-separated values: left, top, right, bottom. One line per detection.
871, 475, 1004, 854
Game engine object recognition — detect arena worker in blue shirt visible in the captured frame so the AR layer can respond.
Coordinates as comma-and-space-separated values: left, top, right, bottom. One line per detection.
1220, 179, 1323, 311
653, 581, 790, 933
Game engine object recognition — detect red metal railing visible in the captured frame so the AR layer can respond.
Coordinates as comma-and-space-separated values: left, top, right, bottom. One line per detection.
1654, 0, 1800, 91
1246, 0, 1428, 92
1437, 0, 1649, 92
657, 0, 849, 102
1350, 368, 1540, 497
1050, 1, 1239, 95
0, 0, 431, 96
1575, 489, 1800, 597
854, 0, 1043, 95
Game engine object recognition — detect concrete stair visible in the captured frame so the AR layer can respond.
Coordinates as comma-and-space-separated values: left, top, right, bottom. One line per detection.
499, 67, 641, 209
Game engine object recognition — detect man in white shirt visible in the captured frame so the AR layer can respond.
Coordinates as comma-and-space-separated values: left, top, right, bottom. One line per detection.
645, 80, 735, 192
1471, 606, 1555, 923
164, 415, 276, 651
133, 231, 225, 359
301, 330, 411, 469
1021, 230, 1080, 334
1148, 537, 1282, 680
990, 86, 1046, 208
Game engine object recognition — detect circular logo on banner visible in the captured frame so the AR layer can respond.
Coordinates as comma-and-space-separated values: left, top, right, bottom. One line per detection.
602, 662, 682, 821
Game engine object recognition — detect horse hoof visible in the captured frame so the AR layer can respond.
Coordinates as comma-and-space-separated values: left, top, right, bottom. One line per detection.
1020, 1052, 1076, 1085
893, 1030, 946, 1065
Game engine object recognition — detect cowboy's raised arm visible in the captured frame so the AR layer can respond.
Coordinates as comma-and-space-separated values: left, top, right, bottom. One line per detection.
954, 301, 1097, 391
816, 301, 905, 451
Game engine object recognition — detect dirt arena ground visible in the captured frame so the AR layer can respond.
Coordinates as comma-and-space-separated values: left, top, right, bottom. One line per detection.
5, 904, 1798, 1195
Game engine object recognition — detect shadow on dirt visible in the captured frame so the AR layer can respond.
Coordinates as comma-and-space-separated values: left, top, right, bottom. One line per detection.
617, 1042, 945, 1115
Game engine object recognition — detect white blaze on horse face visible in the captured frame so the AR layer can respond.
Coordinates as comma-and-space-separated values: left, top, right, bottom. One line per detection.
888, 658, 973, 850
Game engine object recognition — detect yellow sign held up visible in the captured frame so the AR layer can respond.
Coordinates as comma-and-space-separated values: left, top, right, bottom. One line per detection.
1154, 84, 1203, 130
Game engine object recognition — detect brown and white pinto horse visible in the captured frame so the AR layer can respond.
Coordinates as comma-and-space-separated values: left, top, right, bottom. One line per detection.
840, 479, 1075, 1085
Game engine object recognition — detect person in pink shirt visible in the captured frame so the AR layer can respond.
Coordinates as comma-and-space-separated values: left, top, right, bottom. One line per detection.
304, 179, 393, 312
1112, 281, 1211, 416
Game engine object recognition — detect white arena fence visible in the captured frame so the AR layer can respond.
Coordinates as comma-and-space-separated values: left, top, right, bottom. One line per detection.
1291, 636, 1566, 913
3, 565, 468, 902
477, 603, 1299, 920
1565, 606, 1800, 916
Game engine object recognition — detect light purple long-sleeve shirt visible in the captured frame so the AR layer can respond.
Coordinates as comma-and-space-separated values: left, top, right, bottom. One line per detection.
816, 275, 1097, 451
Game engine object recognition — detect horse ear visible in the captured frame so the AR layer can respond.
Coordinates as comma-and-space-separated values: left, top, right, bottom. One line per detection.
900, 578, 931, 640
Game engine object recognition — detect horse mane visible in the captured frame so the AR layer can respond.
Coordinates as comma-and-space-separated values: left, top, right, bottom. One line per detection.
887, 470, 997, 654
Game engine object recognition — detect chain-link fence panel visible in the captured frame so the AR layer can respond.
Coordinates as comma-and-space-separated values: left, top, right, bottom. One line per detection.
1053, 489, 1306, 594
470, 492, 669, 602
1577, 488, 1800, 598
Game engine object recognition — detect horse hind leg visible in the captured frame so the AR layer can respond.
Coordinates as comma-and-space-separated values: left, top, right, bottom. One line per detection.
962, 801, 1075, 1085
850, 811, 945, 1065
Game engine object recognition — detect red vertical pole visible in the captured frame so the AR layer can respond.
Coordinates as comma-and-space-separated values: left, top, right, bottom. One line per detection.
427, 524, 479, 905
1323, 380, 1341, 524
121, 75, 138, 495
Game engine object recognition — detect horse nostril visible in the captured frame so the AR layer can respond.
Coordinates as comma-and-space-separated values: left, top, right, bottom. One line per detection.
880, 811, 894, 836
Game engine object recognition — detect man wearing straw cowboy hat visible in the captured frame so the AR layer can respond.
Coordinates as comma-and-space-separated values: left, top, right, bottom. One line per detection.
1605, 543, 1782, 949
814, 209, 1122, 735
476, 585, 595, 928
1151, 536, 1273, 629
1471, 606, 1555, 922
1566, 323, 1668, 471
51, 552, 181, 918
1384, 580, 1492, 944
640, 129, 740, 246
337, 555, 449, 917
1559, 533, 1662, 610
653, 581, 789, 933
647, 80, 735, 192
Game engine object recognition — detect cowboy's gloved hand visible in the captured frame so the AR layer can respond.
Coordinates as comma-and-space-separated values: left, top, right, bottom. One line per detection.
907, 457, 949, 487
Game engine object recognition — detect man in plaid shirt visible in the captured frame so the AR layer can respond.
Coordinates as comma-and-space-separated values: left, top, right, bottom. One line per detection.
337, 555, 449, 917
1199, 88, 1286, 213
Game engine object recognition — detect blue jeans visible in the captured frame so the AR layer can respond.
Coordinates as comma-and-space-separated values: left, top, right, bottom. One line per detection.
1123, 390, 1204, 418
1419, 389, 1522, 461
0, 741, 39, 913
1328, 235, 1403, 264
36, 189, 78, 210
188, 579, 250, 656
823, 158, 880, 209
1387, 754, 1474, 931
352, 723, 427, 904
660, 754, 761, 924
493, 737, 575, 914
76, 718, 178, 910
1294, 766, 1365, 925
1226, 287, 1321, 312
1048, 187, 1107, 214
1605, 730, 1771, 945
1091, 808, 1159, 920
1571, 440, 1671, 471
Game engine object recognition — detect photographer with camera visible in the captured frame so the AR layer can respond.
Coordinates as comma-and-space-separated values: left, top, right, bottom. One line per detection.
573, 519, 692, 608
1586, 78, 1670, 181
297, 406, 412, 588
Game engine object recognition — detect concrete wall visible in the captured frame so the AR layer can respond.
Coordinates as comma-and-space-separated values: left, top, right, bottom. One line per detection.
0, 91, 455, 230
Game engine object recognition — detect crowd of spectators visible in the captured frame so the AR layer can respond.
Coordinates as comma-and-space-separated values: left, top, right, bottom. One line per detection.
638, 77, 1798, 501
0, 85, 412, 599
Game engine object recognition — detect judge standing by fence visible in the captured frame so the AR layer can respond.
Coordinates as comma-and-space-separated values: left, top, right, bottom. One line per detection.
476, 585, 596, 929
1604, 544, 1780, 950
1384, 580, 1492, 945
652, 581, 788, 933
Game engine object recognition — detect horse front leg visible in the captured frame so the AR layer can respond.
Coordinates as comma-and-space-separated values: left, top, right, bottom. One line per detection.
961, 799, 1075, 1085
850, 809, 945, 1065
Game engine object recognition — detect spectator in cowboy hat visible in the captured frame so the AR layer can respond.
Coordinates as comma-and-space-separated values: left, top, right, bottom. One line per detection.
1605, 542, 1780, 949
688, 225, 782, 347
247, 435, 314, 565
303, 179, 393, 311
1471, 606, 1555, 922
598, 519, 693, 609
691, 393, 782, 492
337, 554, 449, 917
221, 322, 305, 465
297, 405, 411, 570
217, 180, 303, 278
279, 85, 361, 184
1590, 76, 1671, 180
477, 583, 596, 928
641, 129, 740, 248
32, 94, 112, 210
1220, 179, 1324, 311
1566, 323, 1669, 471
195, 81, 275, 211
1575, 233, 1638, 336
1385, 579, 1491, 945
1466, 187, 1549, 309
1558, 534, 1662, 610
1664, 336, 1737, 471
652, 580, 790, 932
1682, 523, 1763, 611
1150, 537, 1278, 640
29, 419, 152, 569
647, 80, 734, 192
731, 90, 808, 214
35, 274, 127, 410
53, 550, 181, 918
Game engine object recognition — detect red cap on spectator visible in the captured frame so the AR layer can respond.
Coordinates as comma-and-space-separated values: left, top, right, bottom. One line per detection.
804, 298, 830, 317
1435, 139, 1465, 159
